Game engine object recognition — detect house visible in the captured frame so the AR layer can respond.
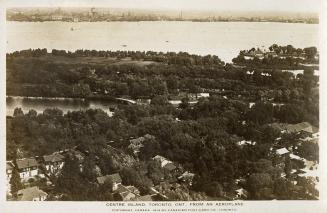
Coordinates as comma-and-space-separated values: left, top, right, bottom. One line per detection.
285, 122, 314, 134
17, 186, 48, 201
276, 148, 289, 156
113, 184, 143, 201
43, 153, 65, 175
125, 186, 140, 196
16, 158, 39, 180
152, 155, 173, 167
152, 155, 179, 173
237, 140, 256, 146
97, 173, 122, 191
269, 123, 288, 133
178, 171, 195, 185
163, 162, 177, 172
274, 148, 290, 168
289, 154, 304, 161
234, 188, 248, 199
197, 93, 210, 98
128, 134, 155, 155
68, 150, 85, 172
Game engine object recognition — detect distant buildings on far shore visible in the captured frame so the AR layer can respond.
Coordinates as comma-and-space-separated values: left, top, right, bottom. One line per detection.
6, 8, 319, 24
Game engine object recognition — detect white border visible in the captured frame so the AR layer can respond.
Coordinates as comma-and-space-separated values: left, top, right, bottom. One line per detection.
1, 1, 326, 213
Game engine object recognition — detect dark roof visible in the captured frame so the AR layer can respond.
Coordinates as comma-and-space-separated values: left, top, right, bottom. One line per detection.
97, 173, 122, 184
109, 173, 122, 183
69, 150, 84, 163
16, 158, 38, 169
116, 184, 129, 194
97, 176, 108, 185
163, 163, 176, 171
17, 186, 48, 201
6, 161, 14, 171
43, 153, 65, 163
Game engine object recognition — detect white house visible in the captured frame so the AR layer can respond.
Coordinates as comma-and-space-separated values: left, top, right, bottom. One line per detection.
276, 148, 289, 156
152, 155, 173, 167
235, 188, 248, 199
43, 153, 65, 175
16, 158, 39, 180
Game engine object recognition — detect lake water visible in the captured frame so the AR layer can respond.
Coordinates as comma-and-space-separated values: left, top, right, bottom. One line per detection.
6, 96, 114, 117
6, 21, 318, 63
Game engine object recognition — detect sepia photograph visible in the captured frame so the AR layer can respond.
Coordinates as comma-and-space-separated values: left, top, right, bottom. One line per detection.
1, 0, 326, 212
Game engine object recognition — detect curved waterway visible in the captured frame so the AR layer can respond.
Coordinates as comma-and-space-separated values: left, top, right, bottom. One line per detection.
6, 96, 114, 116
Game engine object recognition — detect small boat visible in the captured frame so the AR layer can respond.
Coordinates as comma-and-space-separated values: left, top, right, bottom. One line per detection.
165, 40, 169, 42
121, 44, 127, 47
70, 27, 74, 31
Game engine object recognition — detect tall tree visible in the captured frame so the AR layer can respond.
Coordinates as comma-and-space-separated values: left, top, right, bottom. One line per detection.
10, 163, 23, 199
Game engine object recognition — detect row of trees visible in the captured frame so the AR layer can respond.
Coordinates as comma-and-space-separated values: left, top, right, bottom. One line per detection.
7, 53, 318, 101
7, 48, 224, 66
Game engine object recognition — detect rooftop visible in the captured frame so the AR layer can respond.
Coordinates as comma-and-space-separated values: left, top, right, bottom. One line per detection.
6, 161, 14, 171
43, 153, 65, 163
97, 173, 122, 184
276, 148, 289, 155
285, 122, 314, 133
16, 158, 38, 169
163, 162, 177, 171
17, 186, 48, 201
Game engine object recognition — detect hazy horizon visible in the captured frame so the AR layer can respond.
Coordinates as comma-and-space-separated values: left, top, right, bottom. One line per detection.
7, 7, 319, 19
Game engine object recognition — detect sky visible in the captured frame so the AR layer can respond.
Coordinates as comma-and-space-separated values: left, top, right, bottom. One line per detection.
4, 0, 322, 13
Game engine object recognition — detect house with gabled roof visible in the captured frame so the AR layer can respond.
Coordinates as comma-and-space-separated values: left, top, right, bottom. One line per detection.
97, 173, 122, 191
178, 171, 195, 185
114, 184, 138, 201
16, 157, 39, 180
43, 153, 65, 175
234, 188, 248, 200
17, 186, 47, 201
163, 162, 177, 172
152, 155, 173, 167
276, 148, 289, 156
285, 122, 314, 134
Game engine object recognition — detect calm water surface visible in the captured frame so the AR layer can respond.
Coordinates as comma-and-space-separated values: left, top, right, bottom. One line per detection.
7, 21, 318, 63
6, 96, 114, 117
